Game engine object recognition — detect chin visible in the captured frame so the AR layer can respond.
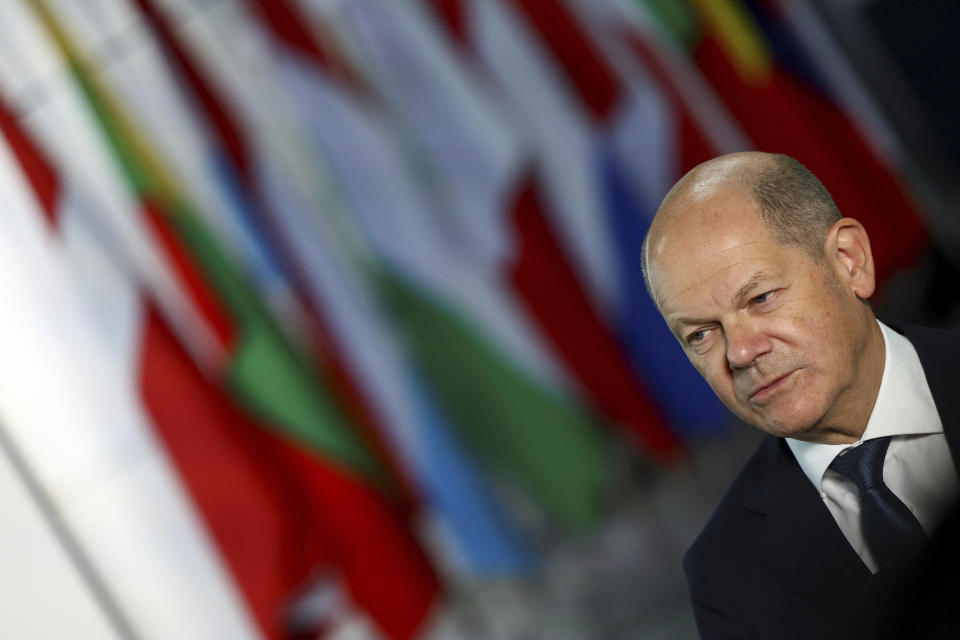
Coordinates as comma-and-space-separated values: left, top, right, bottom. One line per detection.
761, 420, 819, 440
740, 390, 832, 439
749, 405, 829, 440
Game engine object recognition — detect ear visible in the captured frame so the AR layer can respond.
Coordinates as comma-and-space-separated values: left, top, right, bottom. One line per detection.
826, 218, 876, 299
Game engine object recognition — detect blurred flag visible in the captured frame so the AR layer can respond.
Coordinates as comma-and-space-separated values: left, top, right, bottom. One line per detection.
424, 0, 725, 436
667, 0, 929, 286
22, 1, 441, 637
0, 91, 259, 639
252, 0, 611, 530
133, 0, 537, 577
335, 0, 681, 461
129, 0, 421, 511
570, 0, 749, 182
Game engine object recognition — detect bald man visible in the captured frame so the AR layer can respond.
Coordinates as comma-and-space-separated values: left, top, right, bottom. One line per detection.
644, 153, 960, 638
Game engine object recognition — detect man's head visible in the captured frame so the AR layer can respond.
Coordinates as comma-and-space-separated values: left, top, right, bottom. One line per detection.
644, 152, 885, 444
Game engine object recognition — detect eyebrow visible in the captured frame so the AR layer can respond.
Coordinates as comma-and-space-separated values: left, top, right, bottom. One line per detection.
667, 315, 712, 339
666, 271, 770, 337
733, 271, 768, 306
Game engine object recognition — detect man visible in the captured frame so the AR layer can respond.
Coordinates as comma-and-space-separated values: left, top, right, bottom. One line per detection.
643, 152, 960, 638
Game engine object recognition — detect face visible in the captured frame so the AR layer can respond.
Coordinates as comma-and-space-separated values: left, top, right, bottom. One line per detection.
647, 189, 881, 442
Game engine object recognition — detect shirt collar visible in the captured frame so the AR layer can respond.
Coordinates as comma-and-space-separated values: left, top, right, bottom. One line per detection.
787, 320, 944, 490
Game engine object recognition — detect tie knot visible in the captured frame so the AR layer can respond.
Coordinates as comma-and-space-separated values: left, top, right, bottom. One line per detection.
829, 436, 891, 490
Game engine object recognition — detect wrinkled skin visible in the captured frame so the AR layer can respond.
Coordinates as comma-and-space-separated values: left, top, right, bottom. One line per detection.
647, 180, 884, 444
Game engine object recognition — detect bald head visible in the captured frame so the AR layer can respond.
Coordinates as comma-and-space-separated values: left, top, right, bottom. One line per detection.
643, 152, 842, 303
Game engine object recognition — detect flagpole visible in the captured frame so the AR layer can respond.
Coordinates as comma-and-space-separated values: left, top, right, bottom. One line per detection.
0, 419, 142, 640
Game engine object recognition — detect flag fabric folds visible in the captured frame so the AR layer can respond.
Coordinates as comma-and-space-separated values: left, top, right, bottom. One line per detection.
12, 1, 440, 638
666, 0, 929, 286
0, 0, 935, 637
0, 91, 260, 639
248, 0, 611, 530
424, 0, 726, 436
143, 0, 538, 575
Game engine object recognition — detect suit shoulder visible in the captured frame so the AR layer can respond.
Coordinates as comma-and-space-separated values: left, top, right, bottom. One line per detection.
883, 319, 960, 376
884, 319, 960, 434
685, 436, 783, 580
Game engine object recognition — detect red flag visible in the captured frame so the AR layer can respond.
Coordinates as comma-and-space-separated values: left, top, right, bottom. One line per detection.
426, 0, 681, 458
688, 0, 928, 286
133, 0, 418, 507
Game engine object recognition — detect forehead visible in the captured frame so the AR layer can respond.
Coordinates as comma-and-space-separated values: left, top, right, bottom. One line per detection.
648, 191, 790, 316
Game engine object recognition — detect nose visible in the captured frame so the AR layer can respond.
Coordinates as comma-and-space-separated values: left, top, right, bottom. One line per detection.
725, 319, 772, 370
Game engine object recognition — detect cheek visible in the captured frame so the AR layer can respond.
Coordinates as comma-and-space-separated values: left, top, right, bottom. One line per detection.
776, 301, 837, 363
692, 354, 737, 403
791, 305, 857, 373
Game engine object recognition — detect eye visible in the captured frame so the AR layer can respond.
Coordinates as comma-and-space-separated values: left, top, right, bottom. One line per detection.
751, 290, 776, 305
686, 328, 709, 346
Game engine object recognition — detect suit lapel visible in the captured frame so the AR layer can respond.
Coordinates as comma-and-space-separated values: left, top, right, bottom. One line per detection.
749, 438, 875, 625
732, 321, 956, 629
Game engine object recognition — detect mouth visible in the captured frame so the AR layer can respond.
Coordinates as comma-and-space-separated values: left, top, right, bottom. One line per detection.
749, 369, 798, 404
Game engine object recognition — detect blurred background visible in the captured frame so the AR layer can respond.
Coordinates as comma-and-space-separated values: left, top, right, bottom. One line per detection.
0, 0, 957, 638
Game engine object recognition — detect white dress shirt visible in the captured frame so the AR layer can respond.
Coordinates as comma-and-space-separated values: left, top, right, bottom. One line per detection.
787, 321, 958, 573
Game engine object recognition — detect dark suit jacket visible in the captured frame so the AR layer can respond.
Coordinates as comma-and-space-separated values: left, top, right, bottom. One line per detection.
684, 321, 960, 639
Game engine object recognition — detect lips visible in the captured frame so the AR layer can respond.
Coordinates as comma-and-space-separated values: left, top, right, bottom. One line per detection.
749, 369, 797, 403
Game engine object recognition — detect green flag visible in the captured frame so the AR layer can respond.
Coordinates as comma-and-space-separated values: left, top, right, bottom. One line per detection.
27, 0, 384, 485
379, 269, 606, 529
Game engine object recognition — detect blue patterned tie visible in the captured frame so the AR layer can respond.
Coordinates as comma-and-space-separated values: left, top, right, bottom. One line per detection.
829, 437, 927, 571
